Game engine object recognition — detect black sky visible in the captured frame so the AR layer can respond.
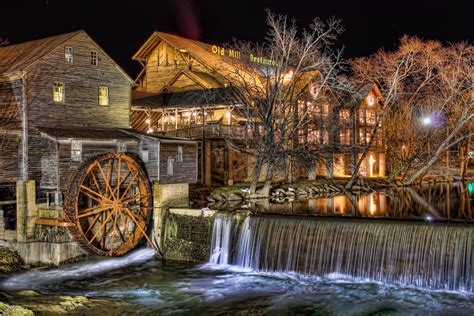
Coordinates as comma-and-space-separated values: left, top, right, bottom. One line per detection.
1, 0, 473, 78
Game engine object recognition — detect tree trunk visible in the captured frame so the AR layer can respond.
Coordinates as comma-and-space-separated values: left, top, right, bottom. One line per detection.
249, 159, 263, 194
259, 164, 274, 198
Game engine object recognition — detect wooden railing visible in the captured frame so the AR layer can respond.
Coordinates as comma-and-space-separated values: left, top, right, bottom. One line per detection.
162, 124, 247, 140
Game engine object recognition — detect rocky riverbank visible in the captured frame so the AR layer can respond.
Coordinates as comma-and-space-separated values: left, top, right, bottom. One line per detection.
0, 247, 21, 275
0, 289, 117, 315
206, 176, 458, 204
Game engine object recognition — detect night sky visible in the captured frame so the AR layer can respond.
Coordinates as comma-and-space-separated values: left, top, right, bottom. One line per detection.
1, 0, 472, 78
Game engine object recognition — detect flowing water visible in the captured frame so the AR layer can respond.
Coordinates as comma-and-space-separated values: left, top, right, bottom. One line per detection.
211, 214, 473, 292
0, 183, 472, 314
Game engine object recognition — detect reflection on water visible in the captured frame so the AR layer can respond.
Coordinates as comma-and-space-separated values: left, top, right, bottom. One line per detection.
251, 183, 474, 222
1, 259, 473, 315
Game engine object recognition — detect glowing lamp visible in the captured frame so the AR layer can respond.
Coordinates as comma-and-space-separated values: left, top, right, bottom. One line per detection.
226, 111, 232, 119
367, 93, 375, 106
147, 127, 154, 134
145, 118, 151, 124
422, 117, 432, 126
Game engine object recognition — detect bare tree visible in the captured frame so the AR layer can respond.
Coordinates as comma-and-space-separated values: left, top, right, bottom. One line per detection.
219, 10, 347, 197
349, 36, 473, 186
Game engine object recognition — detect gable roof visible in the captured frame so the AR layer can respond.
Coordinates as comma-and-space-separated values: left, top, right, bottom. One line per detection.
0, 30, 133, 82
133, 32, 261, 86
0, 31, 81, 76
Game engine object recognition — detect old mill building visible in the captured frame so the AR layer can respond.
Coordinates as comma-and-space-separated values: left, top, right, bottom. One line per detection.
130, 32, 386, 186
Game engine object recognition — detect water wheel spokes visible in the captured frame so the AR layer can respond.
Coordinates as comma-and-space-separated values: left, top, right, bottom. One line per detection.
65, 153, 152, 256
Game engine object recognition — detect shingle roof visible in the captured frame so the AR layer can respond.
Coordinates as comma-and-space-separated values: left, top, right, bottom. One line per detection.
0, 31, 81, 76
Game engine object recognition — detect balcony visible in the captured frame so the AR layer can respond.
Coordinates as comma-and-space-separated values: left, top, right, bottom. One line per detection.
161, 123, 247, 140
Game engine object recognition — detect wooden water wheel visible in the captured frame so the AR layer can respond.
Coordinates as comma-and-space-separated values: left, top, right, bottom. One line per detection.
64, 153, 152, 256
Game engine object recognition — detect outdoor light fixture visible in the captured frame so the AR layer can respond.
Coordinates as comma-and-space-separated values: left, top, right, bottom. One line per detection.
145, 118, 151, 124
147, 127, 154, 134
422, 116, 432, 126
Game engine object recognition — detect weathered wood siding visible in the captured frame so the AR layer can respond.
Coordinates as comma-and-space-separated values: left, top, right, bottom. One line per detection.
22, 32, 132, 189
57, 140, 139, 193
0, 132, 21, 183
25, 32, 131, 131
140, 41, 214, 93
138, 137, 160, 182
159, 142, 197, 184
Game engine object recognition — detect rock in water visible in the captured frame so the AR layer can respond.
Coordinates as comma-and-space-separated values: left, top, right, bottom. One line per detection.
0, 247, 21, 274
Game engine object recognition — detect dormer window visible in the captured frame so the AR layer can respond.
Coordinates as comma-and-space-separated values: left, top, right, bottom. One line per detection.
65, 47, 73, 63
53, 81, 65, 103
91, 51, 98, 66
98, 86, 109, 106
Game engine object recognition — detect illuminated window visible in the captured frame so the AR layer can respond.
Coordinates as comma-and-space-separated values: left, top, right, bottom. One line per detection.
367, 93, 375, 106
340, 129, 350, 145
65, 47, 73, 63
322, 131, 329, 144
71, 140, 82, 162
98, 86, 109, 106
167, 157, 174, 176
90, 51, 98, 66
366, 110, 376, 125
177, 146, 183, 163
322, 103, 329, 114
53, 81, 65, 103
339, 109, 350, 122
359, 128, 365, 145
308, 130, 320, 143
359, 109, 365, 125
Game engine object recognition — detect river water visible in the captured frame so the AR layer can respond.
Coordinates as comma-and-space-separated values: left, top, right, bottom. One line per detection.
1, 249, 473, 315
0, 183, 473, 315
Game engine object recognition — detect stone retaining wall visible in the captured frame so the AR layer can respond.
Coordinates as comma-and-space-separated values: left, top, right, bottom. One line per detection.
159, 208, 215, 263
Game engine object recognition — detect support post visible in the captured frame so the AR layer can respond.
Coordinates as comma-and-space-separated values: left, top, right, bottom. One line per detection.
25, 180, 37, 239
204, 142, 212, 187
228, 146, 234, 186
16, 180, 27, 242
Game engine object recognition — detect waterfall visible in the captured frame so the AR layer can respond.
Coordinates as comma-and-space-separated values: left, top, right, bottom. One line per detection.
209, 213, 240, 264
211, 214, 474, 292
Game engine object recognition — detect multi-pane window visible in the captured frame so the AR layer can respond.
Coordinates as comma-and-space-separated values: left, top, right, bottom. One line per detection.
65, 47, 73, 63
53, 81, 65, 103
322, 131, 329, 144
176, 146, 183, 163
366, 110, 376, 125
339, 109, 350, 122
71, 140, 82, 162
340, 129, 351, 145
167, 157, 174, 176
90, 51, 98, 65
359, 128, 366, 145
322, 103, 329, 114
117, 142, 127, 153
98, 86, 109, 106
359, 109, 366, 125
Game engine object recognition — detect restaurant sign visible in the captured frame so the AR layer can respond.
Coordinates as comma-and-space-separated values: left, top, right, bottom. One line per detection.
211, 45, 277, 67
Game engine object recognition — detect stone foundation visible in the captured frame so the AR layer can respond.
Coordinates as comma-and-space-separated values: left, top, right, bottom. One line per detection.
158, 208, 215, 263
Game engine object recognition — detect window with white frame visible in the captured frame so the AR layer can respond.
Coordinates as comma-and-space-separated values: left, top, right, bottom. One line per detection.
117, 141, 127, 153
98, 86, 109, 106
53, 81, 65, 103
71, 140, 82, 161
91, 51, 98, 65
65, 47, 73, 63
177, 146, 183, 163
167, 157, 174, 176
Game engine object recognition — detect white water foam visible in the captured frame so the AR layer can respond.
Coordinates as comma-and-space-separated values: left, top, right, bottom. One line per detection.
1, 248, 156, 291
